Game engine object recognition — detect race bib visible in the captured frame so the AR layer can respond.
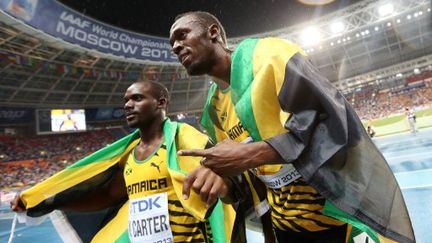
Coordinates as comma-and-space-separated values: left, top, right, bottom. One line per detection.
128, 192, 173, 243
253, 163, 301, 189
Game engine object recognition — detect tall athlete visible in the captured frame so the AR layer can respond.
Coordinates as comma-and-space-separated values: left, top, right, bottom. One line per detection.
169, 11, 414, 243
11, 80, 237, 242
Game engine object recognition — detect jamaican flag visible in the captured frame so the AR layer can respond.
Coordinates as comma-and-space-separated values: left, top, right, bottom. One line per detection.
19, 119, 235, 243
201, 38, 415, 243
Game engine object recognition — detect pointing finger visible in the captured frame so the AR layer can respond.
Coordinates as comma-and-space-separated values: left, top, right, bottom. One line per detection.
177, 149, 208, 157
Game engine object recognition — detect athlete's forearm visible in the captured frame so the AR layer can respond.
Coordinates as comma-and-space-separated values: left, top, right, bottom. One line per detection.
242, 141, 284, 168
61, 189, 126, 211
62, 169, 127, 211
180, 139, 284, 176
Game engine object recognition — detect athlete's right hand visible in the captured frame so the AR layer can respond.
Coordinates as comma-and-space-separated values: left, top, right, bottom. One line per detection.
10, 194, 26, 212
183, 166, 230, 208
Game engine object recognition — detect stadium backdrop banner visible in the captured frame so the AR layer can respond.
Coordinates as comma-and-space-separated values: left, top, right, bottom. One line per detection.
86, 107, 125, 121
0, 107, 34, 124
0, 0, 178, 63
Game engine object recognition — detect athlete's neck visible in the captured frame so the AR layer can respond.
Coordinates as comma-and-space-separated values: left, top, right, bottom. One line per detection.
209, 49, 231, 89
136, 118, 164, 160
138, 117, 165, 144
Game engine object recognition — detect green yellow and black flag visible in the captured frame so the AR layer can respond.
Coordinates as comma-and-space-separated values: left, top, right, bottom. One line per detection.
201, 38, 415, 243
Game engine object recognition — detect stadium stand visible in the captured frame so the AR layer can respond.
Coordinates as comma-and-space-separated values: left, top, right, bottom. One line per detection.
349, 78, 432, 120
0, 129, 119, 188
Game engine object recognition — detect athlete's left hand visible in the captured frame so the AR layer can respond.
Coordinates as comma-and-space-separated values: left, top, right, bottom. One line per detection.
182, 166, 231, 207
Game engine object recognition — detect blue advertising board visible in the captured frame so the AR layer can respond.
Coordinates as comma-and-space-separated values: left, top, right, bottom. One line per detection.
0, 107, 34, 124
86, 107, 124, 121
0, 0, 178, 63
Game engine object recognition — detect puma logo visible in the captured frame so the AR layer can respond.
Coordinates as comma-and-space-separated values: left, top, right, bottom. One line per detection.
151, 161, 163, 173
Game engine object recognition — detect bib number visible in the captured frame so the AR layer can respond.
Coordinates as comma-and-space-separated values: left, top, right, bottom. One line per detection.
128, 192, 173, 243
241, 136, 301, 188
254, 163, 301, 189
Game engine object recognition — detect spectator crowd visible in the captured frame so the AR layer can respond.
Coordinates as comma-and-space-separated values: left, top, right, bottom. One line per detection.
0, 129, 126, 189
348, 83, 432, 121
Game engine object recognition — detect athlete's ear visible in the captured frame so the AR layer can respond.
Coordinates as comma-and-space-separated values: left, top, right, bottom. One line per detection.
208, 24, 221, 43
157, 97, 168, 109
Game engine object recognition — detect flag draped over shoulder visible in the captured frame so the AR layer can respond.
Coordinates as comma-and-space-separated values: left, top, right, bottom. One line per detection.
201, 38, 415, 243
20, 119, 234, 243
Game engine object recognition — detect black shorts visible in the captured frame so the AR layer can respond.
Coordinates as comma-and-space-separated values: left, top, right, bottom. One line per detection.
274, 224, 348, 243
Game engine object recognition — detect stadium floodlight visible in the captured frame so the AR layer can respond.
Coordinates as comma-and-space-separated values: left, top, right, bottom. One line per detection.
414, 68, 420, 74
330, 21, 345, 35
407, 15, 412, 20
396, 73, 403, 77
300, 27, 322, 46
378, 3, 394, 17
396, 19, 401, 23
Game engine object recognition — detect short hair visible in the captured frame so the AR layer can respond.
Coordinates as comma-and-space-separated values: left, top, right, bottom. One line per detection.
174, 11, 228, 45
135, 80, 170, 104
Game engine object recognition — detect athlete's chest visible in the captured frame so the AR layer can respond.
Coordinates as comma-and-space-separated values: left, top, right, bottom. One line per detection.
124, 146, 172, 198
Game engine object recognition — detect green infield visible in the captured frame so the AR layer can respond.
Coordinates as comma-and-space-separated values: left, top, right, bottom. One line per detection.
364, 107, 432, 137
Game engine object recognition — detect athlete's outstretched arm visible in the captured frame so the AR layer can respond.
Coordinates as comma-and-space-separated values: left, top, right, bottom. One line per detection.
10, 163, 128, 213
61, 167, 127, 211
178, 139, 282, 176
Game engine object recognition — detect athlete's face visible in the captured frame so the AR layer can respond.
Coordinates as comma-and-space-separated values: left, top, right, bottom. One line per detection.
123, 83, 163, 128
169, 15, 215, 76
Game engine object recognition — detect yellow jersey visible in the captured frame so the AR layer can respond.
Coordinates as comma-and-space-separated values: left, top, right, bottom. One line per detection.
211, 88, 344, 232
124, 142, 213, 242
